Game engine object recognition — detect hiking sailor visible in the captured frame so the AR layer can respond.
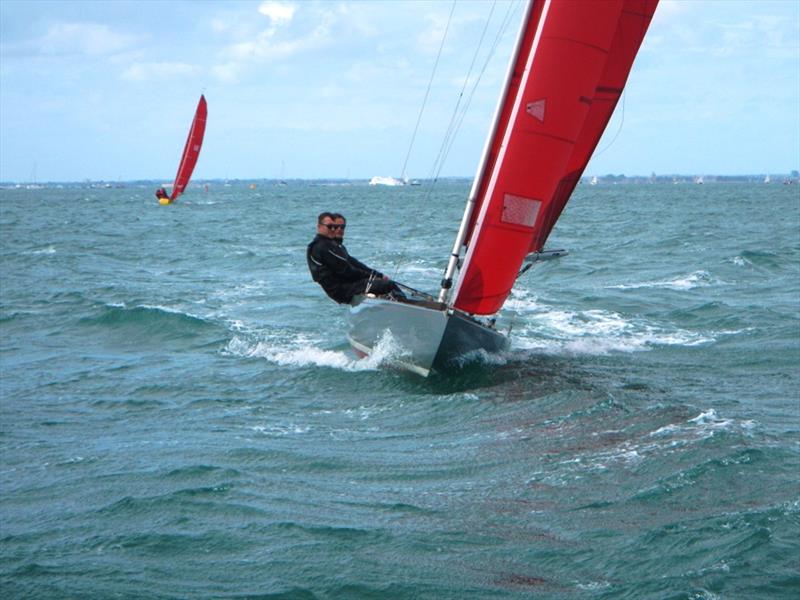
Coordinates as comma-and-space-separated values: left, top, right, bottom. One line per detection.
306, 212, 403, 304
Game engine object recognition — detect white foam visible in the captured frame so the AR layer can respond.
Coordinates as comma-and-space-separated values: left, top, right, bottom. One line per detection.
548, 408, 760, 476
576, 581, 611, 591
139, 304, 207, 321
223, 329, 408, 372
457, 348, 509, 368
650, 409, 756, 445
209, 280, 271, 302
508, 306, 712, 356
252, 423, 310, 436
607, 270, 720, 290
731, 256, 750, 267
26, 246, 56, 255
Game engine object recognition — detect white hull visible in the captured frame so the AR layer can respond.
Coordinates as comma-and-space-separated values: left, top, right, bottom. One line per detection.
348, 295, 508, 376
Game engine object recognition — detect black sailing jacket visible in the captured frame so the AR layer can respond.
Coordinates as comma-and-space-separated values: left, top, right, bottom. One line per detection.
306, 234, 383, 304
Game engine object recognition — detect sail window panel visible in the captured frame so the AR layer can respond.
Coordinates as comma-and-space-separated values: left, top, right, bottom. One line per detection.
501, 194, 541, 228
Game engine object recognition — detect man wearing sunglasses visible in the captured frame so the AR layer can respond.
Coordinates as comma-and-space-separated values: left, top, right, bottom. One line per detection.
307, 211, 402, 304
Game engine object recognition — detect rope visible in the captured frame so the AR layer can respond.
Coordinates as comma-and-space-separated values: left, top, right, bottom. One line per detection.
425, 0, 520, 189
592, 87, 626, 160
392, 0, 521, 283
424, 1, 499, 183
399, 0, 456, 182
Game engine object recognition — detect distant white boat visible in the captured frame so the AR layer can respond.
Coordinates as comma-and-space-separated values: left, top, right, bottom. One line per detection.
764, 175, 771, 184
694, 176, 704, 185
369, 176, 406, 187
590, 176, 598, 186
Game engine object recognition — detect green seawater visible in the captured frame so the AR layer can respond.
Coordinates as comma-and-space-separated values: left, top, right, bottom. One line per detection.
1, 181, 798, 599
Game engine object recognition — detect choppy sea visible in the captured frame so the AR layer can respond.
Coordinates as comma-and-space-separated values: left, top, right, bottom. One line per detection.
1, 180, 798, 599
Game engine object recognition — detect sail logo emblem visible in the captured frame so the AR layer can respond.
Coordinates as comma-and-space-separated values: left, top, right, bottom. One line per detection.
526, 99, 546, 122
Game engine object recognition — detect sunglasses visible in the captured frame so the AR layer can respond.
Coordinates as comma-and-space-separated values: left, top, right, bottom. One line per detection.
323, 224, 346, 230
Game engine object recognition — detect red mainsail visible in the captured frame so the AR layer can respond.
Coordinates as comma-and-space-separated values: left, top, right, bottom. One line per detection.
531, 0, 659, 253
451, 0, 657, 315
170, 95, 207, 201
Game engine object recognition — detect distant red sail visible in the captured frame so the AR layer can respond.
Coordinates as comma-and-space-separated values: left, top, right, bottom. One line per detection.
170, 95, 207, 201
451, 0, 657, 315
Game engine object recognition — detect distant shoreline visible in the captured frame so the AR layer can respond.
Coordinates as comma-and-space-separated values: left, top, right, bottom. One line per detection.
1, 173, 798, 188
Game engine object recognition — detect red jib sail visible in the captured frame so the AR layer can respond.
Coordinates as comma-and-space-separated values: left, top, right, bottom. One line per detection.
170, 95, 207, 201
451, 0, 658, 315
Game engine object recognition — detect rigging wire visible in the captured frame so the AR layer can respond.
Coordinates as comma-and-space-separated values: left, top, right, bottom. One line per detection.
427, 0, 521, 189
398, 0, 457, 182
392, 0, 520, 282
423, 1, 499, 184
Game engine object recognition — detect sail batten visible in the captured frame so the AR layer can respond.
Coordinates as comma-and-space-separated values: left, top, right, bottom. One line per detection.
170, 95, 207, 201
450, 0, 657, 316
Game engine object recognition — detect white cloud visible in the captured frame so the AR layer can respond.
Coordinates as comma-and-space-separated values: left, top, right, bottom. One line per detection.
211, 1, 334, 80
258, 1, 296, 25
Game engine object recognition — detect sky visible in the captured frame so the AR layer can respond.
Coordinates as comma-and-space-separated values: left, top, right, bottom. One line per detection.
1, 0, 798, 183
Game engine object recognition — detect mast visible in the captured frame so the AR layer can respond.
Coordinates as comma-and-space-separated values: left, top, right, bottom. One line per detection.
438, 0, 534, 304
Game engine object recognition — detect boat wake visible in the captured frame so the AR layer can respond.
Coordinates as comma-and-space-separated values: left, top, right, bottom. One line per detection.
505, 292, 713, 356
224, 330, 410, 373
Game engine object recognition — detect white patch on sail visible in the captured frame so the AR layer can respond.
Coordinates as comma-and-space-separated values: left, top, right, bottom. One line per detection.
501, 194, 541, 227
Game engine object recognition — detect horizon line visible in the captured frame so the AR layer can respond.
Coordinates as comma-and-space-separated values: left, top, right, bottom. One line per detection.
2, 172, 799, 186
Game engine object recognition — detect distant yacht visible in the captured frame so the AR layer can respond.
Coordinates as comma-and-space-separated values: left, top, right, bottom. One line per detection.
369, 176, 406, 187
589, 176, 598, 186
764, 175, 771, 184
694, 176, 704, 185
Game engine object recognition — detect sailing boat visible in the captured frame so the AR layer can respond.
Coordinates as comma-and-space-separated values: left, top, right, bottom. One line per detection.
159, 95, 207, 205
348, 0, 659, 376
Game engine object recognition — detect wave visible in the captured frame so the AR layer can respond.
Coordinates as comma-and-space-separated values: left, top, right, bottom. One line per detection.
738, 249, 785, 270
607, 270, 721, 291
80, 302, 222, 343
529, 409, 759, 486
225, 290, 720, 371
650, 408, 757, 442
505, 297, 713, 356
22, 245, 56, 255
